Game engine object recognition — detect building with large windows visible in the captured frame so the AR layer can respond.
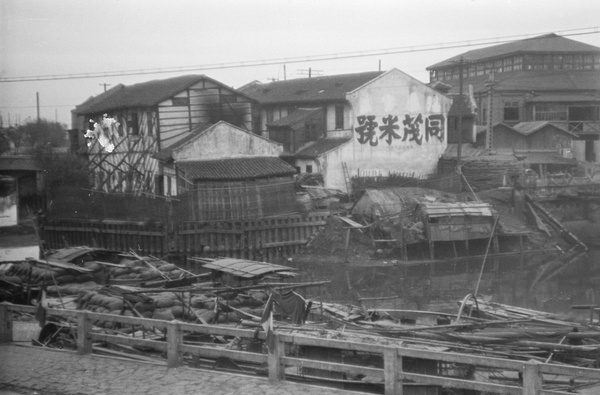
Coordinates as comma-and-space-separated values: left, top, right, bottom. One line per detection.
427, 33, 600, 162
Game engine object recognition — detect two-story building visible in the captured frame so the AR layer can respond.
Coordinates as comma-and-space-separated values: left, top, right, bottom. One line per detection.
427, 33, 600, 162
241, 69, 452, 191
72, 74, 257, 195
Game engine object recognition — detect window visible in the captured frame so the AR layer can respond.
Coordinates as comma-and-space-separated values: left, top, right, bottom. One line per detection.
127, 113, 139, 136
513, 56, 522, 71
503, 58, 512, 72
335, 105, 344, 129
266, 108, 274, 124
306, 165, 313, 173
172, 97, 190, 106
476, 63, 484, 76
504, 101, 520, 121
303, 123, 317, 141
534, 104, 567, 121
295, 166, 301, 174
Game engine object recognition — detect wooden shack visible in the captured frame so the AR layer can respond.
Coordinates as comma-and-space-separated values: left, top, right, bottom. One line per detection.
418, 202, 495, 242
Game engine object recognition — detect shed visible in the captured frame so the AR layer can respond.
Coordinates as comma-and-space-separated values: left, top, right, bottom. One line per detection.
418, 202, 496, 241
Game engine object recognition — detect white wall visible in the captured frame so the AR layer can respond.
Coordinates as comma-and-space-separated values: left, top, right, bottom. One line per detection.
173, 121, 283, 161
323, 69, 452, 191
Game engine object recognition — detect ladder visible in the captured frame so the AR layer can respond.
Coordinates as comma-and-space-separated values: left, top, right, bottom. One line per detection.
341, 162, 353, 201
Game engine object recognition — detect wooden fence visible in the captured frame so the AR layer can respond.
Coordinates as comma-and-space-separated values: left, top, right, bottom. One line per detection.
2, 303, 599, 395
41, 212, 329, 264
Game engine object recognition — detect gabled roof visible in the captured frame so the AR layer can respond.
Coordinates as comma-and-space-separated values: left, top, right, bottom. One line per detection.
239, 71, 384, 104
74, 75, 254, 115
295, 138, 351, 159
266, 108, 323, 128
512, 121, 576, 137
177, 157, 296, 181
428, 33, 600, 69
153, 123, 213, 162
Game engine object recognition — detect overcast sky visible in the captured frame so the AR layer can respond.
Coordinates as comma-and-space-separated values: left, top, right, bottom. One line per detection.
1, 0, 599, 128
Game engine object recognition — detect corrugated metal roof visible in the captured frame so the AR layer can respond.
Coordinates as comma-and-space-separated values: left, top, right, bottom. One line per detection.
428, 33, 600, 69
200, 258, 297, 279
267, 108, 323, 128
295, 138, 351, 159
177, 157, 296, 181
420, 202, 495, 217
239, 71, 384, 104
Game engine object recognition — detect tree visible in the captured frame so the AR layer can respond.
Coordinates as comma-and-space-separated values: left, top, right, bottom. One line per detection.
34, 144, 91, 198
17, 119, 68, 149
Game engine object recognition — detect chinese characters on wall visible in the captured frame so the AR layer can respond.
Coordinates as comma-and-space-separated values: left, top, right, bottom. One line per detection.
355, 114, 445, 147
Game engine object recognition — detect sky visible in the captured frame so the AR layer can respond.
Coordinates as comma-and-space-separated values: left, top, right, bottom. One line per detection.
1, 0, 600, 128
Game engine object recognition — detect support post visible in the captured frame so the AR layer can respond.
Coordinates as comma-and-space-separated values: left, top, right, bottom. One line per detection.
522, 360, 542, 395
384, 347, 401, 395
167, 321, 182, 368
267, 331, 285, 383
77, 311, 92, 354
0, 304, 13, 343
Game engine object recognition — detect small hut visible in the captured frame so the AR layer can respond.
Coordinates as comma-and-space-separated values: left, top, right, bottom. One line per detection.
418, 202, 496, 242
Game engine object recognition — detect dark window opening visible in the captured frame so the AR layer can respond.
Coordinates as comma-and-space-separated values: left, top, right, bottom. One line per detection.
306, 165, 313, 173
335, 105, 344, 129
128, 113, 139, 136
303, 123, 317, 142
504, 101, 520, 121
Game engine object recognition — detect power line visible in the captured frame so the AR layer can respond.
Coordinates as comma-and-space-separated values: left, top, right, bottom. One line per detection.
1, 26, 598, 83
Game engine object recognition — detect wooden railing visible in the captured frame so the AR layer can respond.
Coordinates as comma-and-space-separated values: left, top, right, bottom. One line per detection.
2, 303, 599, 395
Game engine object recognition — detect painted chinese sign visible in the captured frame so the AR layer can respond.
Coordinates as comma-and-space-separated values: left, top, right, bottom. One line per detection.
355, 114, 445, 146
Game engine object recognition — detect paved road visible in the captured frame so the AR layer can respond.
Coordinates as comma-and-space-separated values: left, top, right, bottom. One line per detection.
0, 344, 367, 395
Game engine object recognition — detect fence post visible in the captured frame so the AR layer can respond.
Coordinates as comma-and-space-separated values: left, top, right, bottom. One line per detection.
0, 304, 13, 343
167, 321, 182, 368
522, 360, 542, 395
77, 311, 92, 354
267, 331, 285, 383
384, 347, 402, 395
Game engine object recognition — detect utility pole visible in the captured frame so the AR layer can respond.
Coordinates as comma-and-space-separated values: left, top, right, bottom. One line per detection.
485, 73, 496, 154
284, 64, 286, 81
99, 83, 111, 92
36, 92, 40, 122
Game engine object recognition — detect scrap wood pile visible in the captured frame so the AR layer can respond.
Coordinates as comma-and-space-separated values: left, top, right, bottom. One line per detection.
307, 296, 600, 370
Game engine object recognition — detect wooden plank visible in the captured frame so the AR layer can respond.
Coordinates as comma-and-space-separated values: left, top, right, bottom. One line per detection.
179, 344, 266, 364
91, 333, 167, 352
280, 356, 382, 379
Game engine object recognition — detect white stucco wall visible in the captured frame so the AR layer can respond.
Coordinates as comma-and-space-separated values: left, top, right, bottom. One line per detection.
323, 69, 452, 191
172, 121, 283, 161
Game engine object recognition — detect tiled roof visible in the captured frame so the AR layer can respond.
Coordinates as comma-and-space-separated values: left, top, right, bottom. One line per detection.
428, 33, 600, 69
74, 75, 254, 115
295, 138, 351, 159
239, 71, 384, 104
267, 108, 323, 128
439, 69, 600, 95
153, 123, 213, 162
177, 157, 296, 181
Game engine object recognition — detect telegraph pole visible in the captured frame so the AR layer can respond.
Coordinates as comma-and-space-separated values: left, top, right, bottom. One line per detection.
485, 73, 496, 154
36, 92, 40, 122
